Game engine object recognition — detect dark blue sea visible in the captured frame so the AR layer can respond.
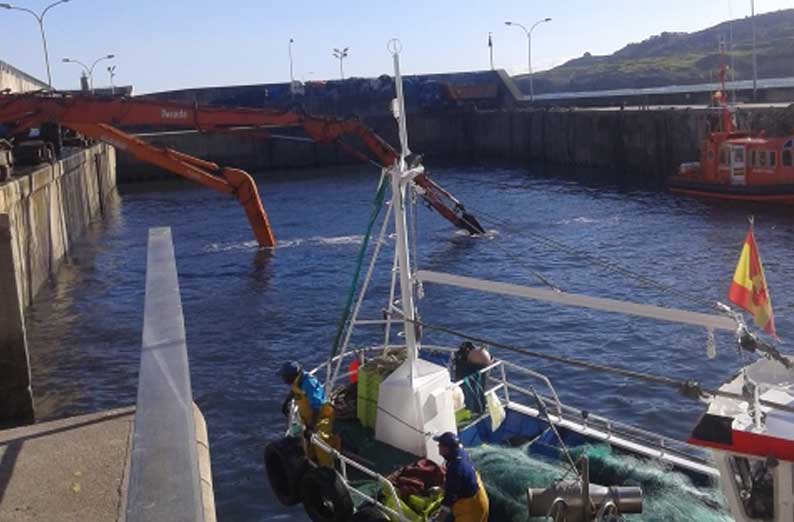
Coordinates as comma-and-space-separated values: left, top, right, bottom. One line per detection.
24, 164, 794, 521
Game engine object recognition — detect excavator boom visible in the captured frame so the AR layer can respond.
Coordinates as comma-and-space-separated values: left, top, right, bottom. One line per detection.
0, 92, 484, 246
68, 122, 276, 248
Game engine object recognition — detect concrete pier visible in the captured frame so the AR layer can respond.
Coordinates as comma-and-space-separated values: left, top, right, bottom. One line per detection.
0, 404, 214, 522
0, 407, 134, 522
0, 144, 116, 424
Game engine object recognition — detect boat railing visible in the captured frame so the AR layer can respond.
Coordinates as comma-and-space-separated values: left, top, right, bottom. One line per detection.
312, 344, 709, 466
308, 434, 411, 522
454, 357, 707, 465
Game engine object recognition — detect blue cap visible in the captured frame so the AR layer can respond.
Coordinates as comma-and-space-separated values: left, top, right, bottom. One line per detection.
433, 431, 460, 448
278, 361, 301, 381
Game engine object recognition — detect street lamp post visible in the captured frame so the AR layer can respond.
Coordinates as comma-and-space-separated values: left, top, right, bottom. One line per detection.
333, 47, 349, 80
289, 38, 295, 83
62, 54, 114, 92
505, 17, 551, 102
0, 0, 71, 89
488, 32, 494, 70
107, 65, 116, 95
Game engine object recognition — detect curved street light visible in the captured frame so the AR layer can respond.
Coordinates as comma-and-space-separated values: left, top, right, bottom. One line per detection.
505, 17, 552, 102
0, 0, 72, 89
62, 54, 114, 92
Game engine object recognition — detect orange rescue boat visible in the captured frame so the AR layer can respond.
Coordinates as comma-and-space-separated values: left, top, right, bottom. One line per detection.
669, 74, 794, 204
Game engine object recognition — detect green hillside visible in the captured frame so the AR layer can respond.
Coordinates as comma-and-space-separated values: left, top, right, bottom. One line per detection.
517, 9, 794, 94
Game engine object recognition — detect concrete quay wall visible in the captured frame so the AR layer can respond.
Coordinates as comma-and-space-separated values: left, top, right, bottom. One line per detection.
0, 59, 48, 93
375, 106, 794, 184
116, 106, 794, 185
0, 144, 116, 423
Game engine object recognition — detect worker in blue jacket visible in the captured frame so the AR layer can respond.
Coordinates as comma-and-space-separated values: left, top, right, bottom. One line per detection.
434, 431, 489, 522
278, 361, 339, 466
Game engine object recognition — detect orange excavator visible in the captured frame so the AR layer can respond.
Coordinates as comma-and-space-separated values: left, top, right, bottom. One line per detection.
0, 93, 484, 247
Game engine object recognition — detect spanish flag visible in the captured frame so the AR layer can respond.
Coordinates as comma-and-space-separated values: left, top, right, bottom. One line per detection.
728, 224, 776, 336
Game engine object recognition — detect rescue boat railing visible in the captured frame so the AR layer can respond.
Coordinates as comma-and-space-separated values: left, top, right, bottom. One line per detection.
308, 435, 410, 522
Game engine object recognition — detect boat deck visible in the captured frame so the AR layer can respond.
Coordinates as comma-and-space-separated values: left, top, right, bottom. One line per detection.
336, 417, 417, 478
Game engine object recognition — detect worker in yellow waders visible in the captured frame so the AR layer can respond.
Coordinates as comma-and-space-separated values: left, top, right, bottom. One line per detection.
279, 361, 340, 466
435, 431, 489, 522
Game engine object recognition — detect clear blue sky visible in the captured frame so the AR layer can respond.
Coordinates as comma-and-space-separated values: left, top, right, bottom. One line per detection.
1, 0, 790, 94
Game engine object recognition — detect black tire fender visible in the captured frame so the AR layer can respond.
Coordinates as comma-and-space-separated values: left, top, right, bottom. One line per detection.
300, 466, 354, 522
264, 436, 309, 506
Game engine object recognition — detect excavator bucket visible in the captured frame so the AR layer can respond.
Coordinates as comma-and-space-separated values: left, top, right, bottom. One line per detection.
221, 168, 276, 248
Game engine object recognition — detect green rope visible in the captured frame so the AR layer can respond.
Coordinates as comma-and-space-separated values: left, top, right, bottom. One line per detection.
329, 178, 388, 359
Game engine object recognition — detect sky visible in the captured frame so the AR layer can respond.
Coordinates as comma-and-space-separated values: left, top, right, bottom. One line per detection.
1, 0, 792, 94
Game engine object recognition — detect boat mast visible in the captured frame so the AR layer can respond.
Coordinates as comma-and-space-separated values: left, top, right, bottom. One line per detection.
717, 39, 734, 133
388, 39, 421, 370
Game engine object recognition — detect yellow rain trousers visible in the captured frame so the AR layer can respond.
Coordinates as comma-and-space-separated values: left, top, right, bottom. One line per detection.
291, 379, 340, 467
451, 473, 489, 522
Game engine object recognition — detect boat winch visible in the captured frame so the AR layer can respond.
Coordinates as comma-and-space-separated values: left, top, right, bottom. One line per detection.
526, 457, 643, 521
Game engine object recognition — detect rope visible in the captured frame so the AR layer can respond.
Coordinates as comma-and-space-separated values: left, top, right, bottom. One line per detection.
357, 394, 433, 437
329, 177, 388, 359
484, 237, 562, 292
463, 206, 727, 314
526, 384, 581, 480
450, 208, 561, 293
394, 315, 794, 415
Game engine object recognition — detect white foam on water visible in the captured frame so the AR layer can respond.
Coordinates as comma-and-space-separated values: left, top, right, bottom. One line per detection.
204, 235, 364, 253
557, 216, 622, 225
454, 228, 499, 239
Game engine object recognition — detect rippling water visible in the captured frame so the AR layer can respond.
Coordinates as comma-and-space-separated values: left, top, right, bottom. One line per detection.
24, 164, 794, 521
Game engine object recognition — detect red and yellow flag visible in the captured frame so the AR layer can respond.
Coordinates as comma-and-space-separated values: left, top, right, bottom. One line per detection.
728, 225, 776, 336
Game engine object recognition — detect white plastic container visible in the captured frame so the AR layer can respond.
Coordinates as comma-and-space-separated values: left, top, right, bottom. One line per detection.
375, 358, 457, 464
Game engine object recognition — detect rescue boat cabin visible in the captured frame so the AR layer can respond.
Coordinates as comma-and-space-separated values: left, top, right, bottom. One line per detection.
691, 132, 794, 187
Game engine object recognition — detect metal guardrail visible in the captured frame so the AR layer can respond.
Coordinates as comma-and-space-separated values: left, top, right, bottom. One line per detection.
308, 435, 410, 522
320, 343, 709, 466
126, 227, 205, 522
531, 75, 794, 102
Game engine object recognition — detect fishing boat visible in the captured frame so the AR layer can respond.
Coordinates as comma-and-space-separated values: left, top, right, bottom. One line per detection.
668, 64, 794, 204
265, 43, 793, 522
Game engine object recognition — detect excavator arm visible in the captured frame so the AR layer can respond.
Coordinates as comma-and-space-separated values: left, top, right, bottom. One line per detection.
301, 116, 484, 234
67, 122, 275, 247
0, 92, 484, 245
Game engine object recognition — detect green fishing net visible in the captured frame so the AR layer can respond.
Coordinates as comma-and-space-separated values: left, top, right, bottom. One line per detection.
468, 444, 733, 522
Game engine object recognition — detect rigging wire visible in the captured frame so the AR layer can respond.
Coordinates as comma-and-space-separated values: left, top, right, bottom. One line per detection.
328, 174, 388, 360
483, 235, 562, 293
394, 314, 794, 415
457, 205, 727, 314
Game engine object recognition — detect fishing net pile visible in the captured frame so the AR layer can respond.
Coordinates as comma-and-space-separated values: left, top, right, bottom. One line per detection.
468, 443, 732, 522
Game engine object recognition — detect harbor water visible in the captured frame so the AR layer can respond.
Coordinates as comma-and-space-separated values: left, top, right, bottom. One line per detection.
24, 163, 794, 521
